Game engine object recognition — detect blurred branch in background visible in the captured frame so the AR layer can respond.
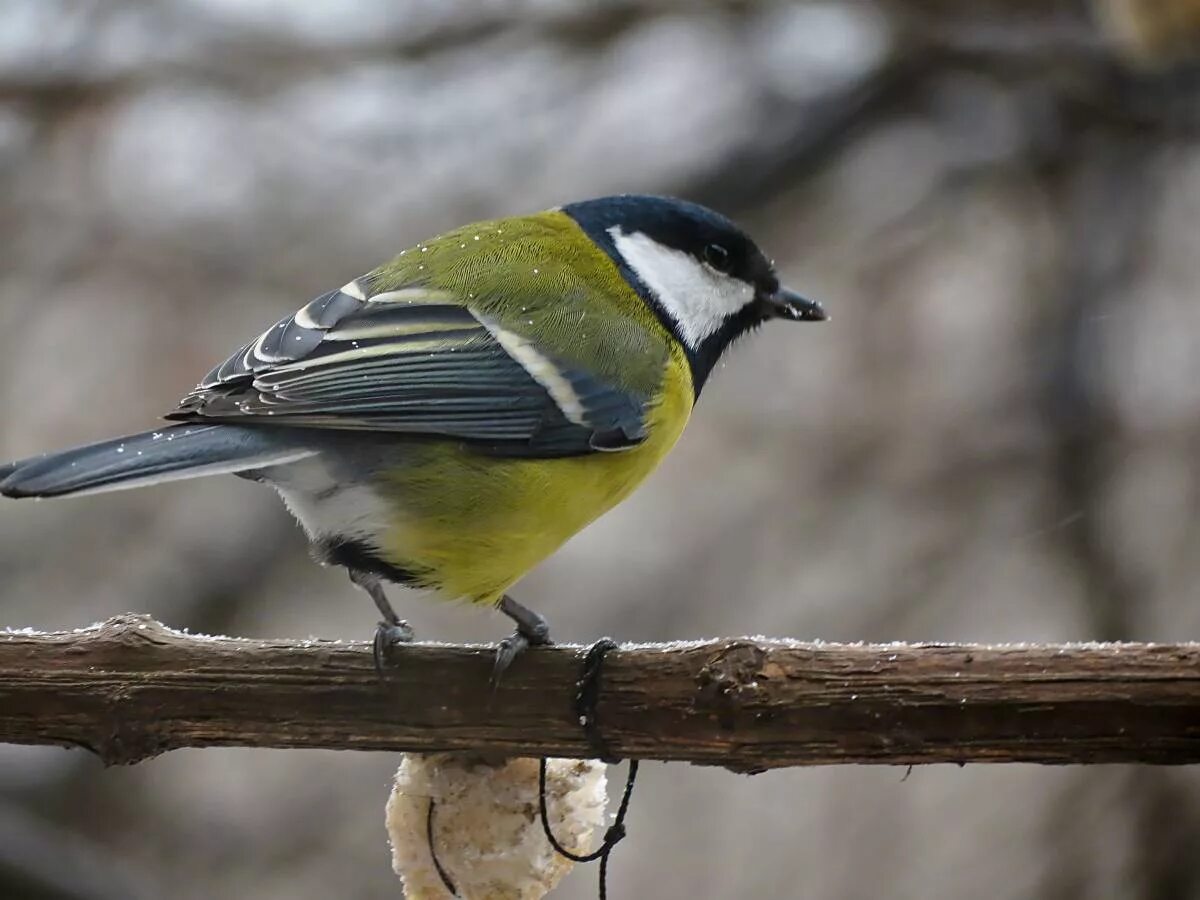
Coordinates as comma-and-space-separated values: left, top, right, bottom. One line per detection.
1096, 0, 1200, 65
2, 616, 1198, 768
0, 804, 153, 900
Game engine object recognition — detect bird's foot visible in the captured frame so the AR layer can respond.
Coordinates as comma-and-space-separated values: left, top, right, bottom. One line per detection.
491, 594, 552, 689
373, 617, 415, 673
348, 567, 414, 675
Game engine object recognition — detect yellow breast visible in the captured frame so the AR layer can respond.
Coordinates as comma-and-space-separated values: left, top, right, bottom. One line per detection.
378, 347, 693, 605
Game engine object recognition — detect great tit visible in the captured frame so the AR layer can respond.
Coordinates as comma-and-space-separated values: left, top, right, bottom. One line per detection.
0, 195, 825, 673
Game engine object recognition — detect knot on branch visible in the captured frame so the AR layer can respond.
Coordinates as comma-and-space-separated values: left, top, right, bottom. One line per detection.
89, 613, 180, 648
63, 616, 186, 766
696, 640, 771, 727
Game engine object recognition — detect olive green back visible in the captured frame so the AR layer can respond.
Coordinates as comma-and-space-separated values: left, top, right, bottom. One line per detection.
367, 210, 670, 395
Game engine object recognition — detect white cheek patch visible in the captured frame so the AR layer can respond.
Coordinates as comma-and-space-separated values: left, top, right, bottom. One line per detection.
609, 227, 754, 349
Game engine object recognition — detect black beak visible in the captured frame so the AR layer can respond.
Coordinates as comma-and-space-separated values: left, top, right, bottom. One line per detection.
762, 286, 827, 322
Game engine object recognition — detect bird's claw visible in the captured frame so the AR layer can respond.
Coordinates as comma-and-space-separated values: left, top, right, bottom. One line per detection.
491, 632, 531, 689
490, 627, 553, 690
373, 618, 415, 675
490, 594, 553, 689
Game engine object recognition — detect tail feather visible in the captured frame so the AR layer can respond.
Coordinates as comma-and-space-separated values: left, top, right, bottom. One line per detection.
0, 424, 317, 499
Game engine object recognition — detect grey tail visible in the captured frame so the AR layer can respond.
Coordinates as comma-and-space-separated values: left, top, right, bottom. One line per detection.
0, 424, 317, 499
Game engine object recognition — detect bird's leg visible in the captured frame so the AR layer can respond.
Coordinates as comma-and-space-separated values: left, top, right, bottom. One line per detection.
492, 594, 552, 686
348, 568, 414, 671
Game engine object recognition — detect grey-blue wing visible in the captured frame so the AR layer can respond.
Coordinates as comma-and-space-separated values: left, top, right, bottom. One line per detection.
169, 281, 649, 456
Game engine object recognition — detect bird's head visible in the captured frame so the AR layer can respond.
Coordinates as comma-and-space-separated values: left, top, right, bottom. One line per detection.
564, 194, 825, 394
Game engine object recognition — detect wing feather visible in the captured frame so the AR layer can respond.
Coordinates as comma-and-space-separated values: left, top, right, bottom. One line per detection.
169, 278, 651, 455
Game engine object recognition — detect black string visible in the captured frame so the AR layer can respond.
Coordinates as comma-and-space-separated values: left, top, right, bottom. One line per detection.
598, 760, 638, 899
427, 797, 458, 897
538, 637, 638, 900
539, 757, 639, 900
574, 637, 620, 763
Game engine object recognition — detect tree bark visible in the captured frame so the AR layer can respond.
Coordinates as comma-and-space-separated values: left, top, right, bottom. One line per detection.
1, 615, 1197, 770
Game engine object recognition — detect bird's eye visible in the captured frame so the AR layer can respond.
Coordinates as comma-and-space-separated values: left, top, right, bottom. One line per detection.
704, 243, 732, 273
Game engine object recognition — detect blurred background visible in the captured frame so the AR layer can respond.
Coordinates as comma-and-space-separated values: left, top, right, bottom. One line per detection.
2, 0, 1200, 897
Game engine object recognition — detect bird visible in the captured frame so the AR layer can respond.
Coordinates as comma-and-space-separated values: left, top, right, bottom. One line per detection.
0, 195, 826, 676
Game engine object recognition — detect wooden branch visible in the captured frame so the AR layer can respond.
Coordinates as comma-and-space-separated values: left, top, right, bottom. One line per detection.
1, 615, 1198, 770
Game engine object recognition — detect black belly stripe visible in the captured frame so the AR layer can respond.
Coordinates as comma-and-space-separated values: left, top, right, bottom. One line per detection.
317, 537, 426, 587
